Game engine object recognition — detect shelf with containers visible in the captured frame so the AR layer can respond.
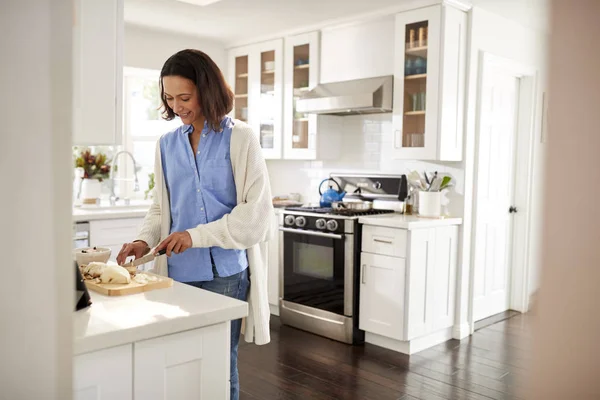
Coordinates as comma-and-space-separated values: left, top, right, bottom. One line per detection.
391, 4, 467, 161
228, 39, 283, 159
283, 31, 320, 160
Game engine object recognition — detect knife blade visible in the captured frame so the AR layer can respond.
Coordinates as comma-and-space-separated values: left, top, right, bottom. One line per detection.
122, 249, 166, 270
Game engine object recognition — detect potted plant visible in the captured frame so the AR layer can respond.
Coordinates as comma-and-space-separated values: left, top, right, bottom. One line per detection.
144, 172, 155, 200
74, 149, 113, 204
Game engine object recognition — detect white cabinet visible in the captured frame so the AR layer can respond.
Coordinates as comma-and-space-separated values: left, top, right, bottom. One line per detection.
73, 323, 230, 400
267, 212, 283, 315
73, 344, 132, 400
134, 324, 230, 400
228, 39, 284, 159
405, 228, 436, 339
359, 253, 406, 340
89, 218, 144, 263
391, 5, 467, 161
73, 0, 124, 146
283, 31, 320, 160
359, 225, 459, 342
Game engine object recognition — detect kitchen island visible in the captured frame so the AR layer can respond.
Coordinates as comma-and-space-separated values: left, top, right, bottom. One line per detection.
73, 280, 248, 399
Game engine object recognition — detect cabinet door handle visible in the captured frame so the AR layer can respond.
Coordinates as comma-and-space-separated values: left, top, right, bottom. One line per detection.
373, 238, 393, 245
361, 264, 367, 284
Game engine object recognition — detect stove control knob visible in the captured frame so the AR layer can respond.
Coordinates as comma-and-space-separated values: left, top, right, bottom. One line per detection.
284, 215, 296, 226
295, 216, 307, 228
315, 219, 327, 230
326, 219, 339, 231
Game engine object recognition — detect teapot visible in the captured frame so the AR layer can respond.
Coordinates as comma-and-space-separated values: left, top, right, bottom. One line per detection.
318, 178, 346, 207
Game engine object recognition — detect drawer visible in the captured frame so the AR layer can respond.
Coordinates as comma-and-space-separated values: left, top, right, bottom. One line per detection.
90, 218, 144, 246
361, 225, 407, 258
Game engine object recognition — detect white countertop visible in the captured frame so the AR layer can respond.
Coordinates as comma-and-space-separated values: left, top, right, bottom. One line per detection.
73, 281, 248, 355
72, 206, 150, 222
359, 213, 463, 229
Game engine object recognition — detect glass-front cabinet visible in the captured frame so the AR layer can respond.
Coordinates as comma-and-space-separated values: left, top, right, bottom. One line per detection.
283, 31, 320, 160
392, 5, 467, 161
228, 39, 283, 159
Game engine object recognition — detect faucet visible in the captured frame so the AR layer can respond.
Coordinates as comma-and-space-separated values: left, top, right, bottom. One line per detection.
109, 151, 140, 206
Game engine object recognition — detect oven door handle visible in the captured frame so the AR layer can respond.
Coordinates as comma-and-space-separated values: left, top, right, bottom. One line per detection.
279, 227, 344, 240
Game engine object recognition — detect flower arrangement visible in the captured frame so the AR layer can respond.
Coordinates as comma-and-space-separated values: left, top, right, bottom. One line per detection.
74, 149, 113, 182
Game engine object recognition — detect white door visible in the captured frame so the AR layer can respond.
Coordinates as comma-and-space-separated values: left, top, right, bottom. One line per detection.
472, 61, 520, 322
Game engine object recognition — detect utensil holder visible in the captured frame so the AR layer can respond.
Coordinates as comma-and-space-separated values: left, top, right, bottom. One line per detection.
418, 191, 441, 218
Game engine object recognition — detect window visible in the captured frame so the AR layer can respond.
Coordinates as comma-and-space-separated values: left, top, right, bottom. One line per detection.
118, 67, 181, 200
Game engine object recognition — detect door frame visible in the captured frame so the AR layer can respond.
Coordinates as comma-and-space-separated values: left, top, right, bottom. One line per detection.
468, 51, 538, 332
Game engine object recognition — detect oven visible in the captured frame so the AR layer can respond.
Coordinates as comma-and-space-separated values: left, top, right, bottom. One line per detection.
279, 213, 364, 344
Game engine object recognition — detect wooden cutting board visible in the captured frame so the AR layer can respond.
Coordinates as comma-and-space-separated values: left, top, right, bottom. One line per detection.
84, 272, 173, 296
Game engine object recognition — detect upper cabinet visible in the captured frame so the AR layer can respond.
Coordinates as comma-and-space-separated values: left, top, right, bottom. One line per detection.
283, 31, 320, 160
391, 5, 467, 161
72, 0, 124, 146
228, 39, 284, 159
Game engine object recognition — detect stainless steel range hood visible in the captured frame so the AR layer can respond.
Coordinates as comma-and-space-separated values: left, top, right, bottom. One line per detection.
295, 75, 393, 116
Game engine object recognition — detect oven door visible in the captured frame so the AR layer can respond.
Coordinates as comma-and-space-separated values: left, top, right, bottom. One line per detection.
280, 227, 353, 317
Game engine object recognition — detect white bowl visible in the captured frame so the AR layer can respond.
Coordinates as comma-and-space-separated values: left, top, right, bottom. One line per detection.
74, 246, 111, 267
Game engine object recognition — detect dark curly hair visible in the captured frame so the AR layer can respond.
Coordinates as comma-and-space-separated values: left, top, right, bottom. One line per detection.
159, 49, 234, 132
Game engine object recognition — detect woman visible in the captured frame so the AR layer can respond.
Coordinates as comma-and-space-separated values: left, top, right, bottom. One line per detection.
116, 49, 273, 400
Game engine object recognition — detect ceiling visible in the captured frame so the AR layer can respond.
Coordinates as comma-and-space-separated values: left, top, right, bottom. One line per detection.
124, 0, 549, 47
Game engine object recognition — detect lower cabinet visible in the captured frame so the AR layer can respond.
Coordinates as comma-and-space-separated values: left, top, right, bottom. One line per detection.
359, 225, 459, 343
73, 344, 132, 400
359, 253, 406, 340
73, 323, 230, 400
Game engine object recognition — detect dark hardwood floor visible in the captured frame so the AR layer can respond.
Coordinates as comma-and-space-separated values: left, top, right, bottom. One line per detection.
239, 312, 532, 400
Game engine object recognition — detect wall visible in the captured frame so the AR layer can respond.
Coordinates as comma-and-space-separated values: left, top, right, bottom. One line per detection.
455, 6, 548, 334
267, 113, 465, 217
0, 1, 73, 398
529, 2, 600, 397
124, 24, 227, 70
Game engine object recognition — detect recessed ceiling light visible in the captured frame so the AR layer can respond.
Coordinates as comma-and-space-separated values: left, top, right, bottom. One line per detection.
175, 0, 223, 6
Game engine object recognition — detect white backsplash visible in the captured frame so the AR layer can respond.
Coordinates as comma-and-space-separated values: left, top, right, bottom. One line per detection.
267, 114, 465, 217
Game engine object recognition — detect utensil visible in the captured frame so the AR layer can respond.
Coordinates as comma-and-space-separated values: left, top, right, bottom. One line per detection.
428, 175, 436, 192
331, 201, 373, 211
121, 249, 167, 272
439, 176, 452, 190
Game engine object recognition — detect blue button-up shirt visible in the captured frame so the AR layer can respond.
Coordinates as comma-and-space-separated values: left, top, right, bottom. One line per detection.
160, 116, 248, 282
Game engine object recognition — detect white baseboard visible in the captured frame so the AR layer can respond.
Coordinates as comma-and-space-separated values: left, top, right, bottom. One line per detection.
452, 322, 471, 339
269, 303, 279, 316
365, 328, 454, 355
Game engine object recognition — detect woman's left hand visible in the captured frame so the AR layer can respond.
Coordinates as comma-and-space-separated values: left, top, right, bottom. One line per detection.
156, 231, 193, 256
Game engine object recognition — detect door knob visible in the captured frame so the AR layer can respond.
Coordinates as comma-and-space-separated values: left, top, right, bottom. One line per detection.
509, 206, 518, 213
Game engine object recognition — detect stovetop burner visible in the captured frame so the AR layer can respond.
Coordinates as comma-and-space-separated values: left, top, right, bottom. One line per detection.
285, 206, 396, 217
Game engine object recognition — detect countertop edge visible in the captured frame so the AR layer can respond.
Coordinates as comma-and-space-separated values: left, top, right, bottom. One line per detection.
72, 209, 149, 222
358, 215, 463, 229
73, 302, 248, 355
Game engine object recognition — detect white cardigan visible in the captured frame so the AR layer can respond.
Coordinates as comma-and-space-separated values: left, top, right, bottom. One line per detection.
135, 120, 274, 345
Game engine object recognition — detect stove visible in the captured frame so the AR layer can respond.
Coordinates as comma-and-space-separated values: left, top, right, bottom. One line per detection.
279, 174, 407, 345
284, 206, 396, 217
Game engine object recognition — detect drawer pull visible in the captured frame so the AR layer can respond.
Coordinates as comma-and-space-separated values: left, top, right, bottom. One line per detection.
361, 264, 367, 284
373, 238, 393, 245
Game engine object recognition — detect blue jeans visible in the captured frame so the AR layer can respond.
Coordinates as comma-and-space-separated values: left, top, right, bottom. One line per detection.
186, 266, 249, 400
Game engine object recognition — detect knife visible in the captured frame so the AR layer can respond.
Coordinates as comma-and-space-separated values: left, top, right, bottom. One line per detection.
121, 249, 167, 271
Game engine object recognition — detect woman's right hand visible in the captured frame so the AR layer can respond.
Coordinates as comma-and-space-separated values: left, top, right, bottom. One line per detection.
116, 241, 150, 265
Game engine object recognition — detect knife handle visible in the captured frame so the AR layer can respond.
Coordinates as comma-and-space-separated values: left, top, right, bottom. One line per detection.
156, 249, 167, 256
